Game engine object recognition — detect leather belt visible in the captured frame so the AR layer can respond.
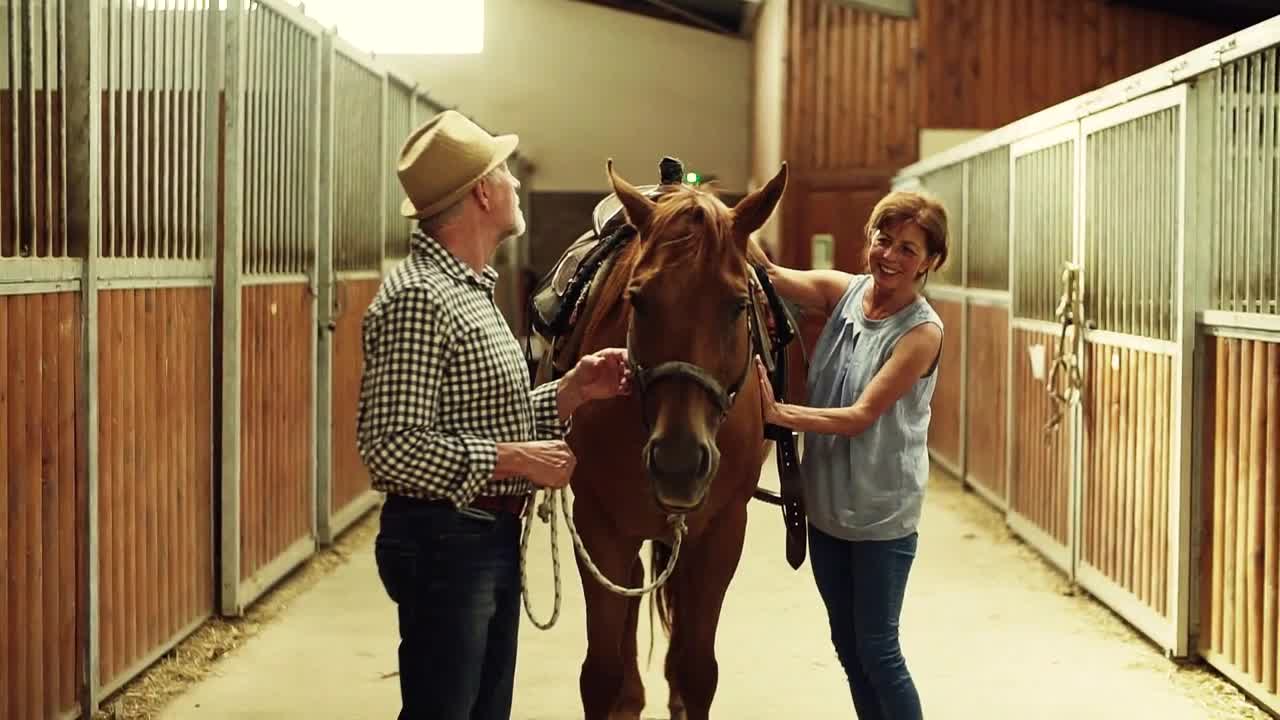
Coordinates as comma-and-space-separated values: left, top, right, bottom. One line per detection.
468, 493, 529, 516
386, 492, 529, 516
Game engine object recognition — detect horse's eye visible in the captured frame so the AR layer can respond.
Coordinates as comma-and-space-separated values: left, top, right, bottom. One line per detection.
734, 298, 751, 316
628, 291, 647, 314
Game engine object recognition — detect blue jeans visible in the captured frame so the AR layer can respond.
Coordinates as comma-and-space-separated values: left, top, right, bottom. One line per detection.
374, 495, 523, 720
808, 524, 922, 720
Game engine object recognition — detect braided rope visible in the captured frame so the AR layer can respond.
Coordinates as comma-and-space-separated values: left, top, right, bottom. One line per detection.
519, 487, 689, 629
1045, 263, 1086, 436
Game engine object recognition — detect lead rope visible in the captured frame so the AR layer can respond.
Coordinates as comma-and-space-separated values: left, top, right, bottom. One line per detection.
518, 422, 690, 629
1044, 262, 1086, 436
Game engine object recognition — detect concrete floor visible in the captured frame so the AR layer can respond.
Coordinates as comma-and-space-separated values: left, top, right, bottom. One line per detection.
157, 465, 1259, 719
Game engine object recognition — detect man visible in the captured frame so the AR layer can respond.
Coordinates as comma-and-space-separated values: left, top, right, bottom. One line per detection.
357, 110, 630, 720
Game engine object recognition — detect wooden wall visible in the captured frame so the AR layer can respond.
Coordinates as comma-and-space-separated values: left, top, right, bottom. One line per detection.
240, 284, 314, 582
920, 0, 1225, 129
331, 278, 380, 515
98, 287, 215, 692
0, 291, 82, 720
775, 0, 1232, 271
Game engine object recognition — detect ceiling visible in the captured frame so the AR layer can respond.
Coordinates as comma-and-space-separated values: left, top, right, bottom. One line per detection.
1110, 0, 1278, 28
570, 0, 755, 36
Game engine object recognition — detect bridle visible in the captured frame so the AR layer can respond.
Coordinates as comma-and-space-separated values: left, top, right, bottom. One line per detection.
625, 273, 758, 431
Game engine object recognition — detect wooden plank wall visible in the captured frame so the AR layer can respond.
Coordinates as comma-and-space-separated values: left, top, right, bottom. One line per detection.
240, 284, 314, 582
927, 297, 962, 470
1201, 336, 1280, 711
1011, 328, 1070, 545
98, 287, 214, 692
331, 278, 379, 515
965, 304, 1007, 499
1081, 341, 1171, 618
0, 291, 82, 720
786, 0, 920, 174
920, 0, 1225, 129
780, 0, 1231, 269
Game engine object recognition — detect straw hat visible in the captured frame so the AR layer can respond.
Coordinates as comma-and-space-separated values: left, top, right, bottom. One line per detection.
397, 110, 519, 220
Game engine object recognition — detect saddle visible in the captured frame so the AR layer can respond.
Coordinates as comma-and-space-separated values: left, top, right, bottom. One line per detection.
526, 157, 809, 570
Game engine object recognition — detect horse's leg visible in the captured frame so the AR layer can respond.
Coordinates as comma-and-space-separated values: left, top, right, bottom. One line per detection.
573, 498, 645, 720
667, 506, 749, 720
663, 603, 687, 720
613, 556, 647, 717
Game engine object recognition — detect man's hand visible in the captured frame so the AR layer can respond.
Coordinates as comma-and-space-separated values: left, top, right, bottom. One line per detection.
495, 440, 577, 489
559, 347, 631, 420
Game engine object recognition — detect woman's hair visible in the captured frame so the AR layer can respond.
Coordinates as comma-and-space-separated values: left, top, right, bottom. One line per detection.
863, 190, 950, 273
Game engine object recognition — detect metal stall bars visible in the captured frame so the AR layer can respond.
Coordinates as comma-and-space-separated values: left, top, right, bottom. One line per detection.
219, 0, 322, 616
315, 30, 383, 546
382, 70, 414, 267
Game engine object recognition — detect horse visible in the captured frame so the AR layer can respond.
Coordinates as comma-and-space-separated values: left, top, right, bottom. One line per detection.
558, 160, 788, 720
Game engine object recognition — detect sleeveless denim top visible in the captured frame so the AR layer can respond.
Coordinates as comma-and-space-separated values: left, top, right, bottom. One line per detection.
802, 275, 943, 542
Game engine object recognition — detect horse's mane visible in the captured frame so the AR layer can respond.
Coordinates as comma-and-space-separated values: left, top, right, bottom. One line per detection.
581, 185, 738, 343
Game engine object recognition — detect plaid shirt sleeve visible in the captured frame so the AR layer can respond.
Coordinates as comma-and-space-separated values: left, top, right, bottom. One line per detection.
357, 287, 497, 505
531, 381, 567, 440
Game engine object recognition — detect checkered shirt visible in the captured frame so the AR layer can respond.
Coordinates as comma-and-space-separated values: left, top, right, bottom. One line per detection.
356, 231, 564, 505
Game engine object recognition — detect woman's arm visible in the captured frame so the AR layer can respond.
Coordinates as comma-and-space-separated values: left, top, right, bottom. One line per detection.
748, 239, 854, 315
755, 322, 943, 437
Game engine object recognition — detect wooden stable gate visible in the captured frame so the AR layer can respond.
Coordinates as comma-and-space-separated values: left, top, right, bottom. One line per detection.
218, 0, 321, 616
94, 0, 221, 697
915, 148, 1011, 511
1195, 42, 1280, 709
1006, 85, 1200, 655
315, 33, 385, 545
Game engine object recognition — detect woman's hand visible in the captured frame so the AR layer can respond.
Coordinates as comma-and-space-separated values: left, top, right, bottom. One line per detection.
755, 357, 782, 425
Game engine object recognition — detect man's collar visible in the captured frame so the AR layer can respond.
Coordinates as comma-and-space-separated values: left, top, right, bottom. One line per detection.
410, 230, 499, 290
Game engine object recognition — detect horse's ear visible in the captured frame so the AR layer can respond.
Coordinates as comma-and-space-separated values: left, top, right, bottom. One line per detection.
732, 162, 788, 244
607, 159, 655, 233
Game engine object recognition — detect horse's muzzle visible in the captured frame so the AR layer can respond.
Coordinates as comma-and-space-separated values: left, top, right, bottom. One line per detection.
645, 436, 717, 512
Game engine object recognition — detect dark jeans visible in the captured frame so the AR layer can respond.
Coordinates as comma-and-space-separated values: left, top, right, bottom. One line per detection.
808, 524, 922, 720
374, 495, 523, 720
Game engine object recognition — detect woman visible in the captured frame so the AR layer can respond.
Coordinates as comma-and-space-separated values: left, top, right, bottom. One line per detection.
752, 190, 948, 720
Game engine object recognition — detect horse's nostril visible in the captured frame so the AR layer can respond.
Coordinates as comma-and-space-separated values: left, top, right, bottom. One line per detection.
697, 444, 711, 477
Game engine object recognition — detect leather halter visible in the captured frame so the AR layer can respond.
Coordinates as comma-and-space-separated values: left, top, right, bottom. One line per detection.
625, 274, 758, 430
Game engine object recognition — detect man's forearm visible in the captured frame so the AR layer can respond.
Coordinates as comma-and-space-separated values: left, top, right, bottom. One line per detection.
556, 375, 585, 423
495, 442, 531, 479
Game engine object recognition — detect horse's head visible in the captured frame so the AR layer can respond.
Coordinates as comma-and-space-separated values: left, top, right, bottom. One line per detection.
606, 159, 787, 513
